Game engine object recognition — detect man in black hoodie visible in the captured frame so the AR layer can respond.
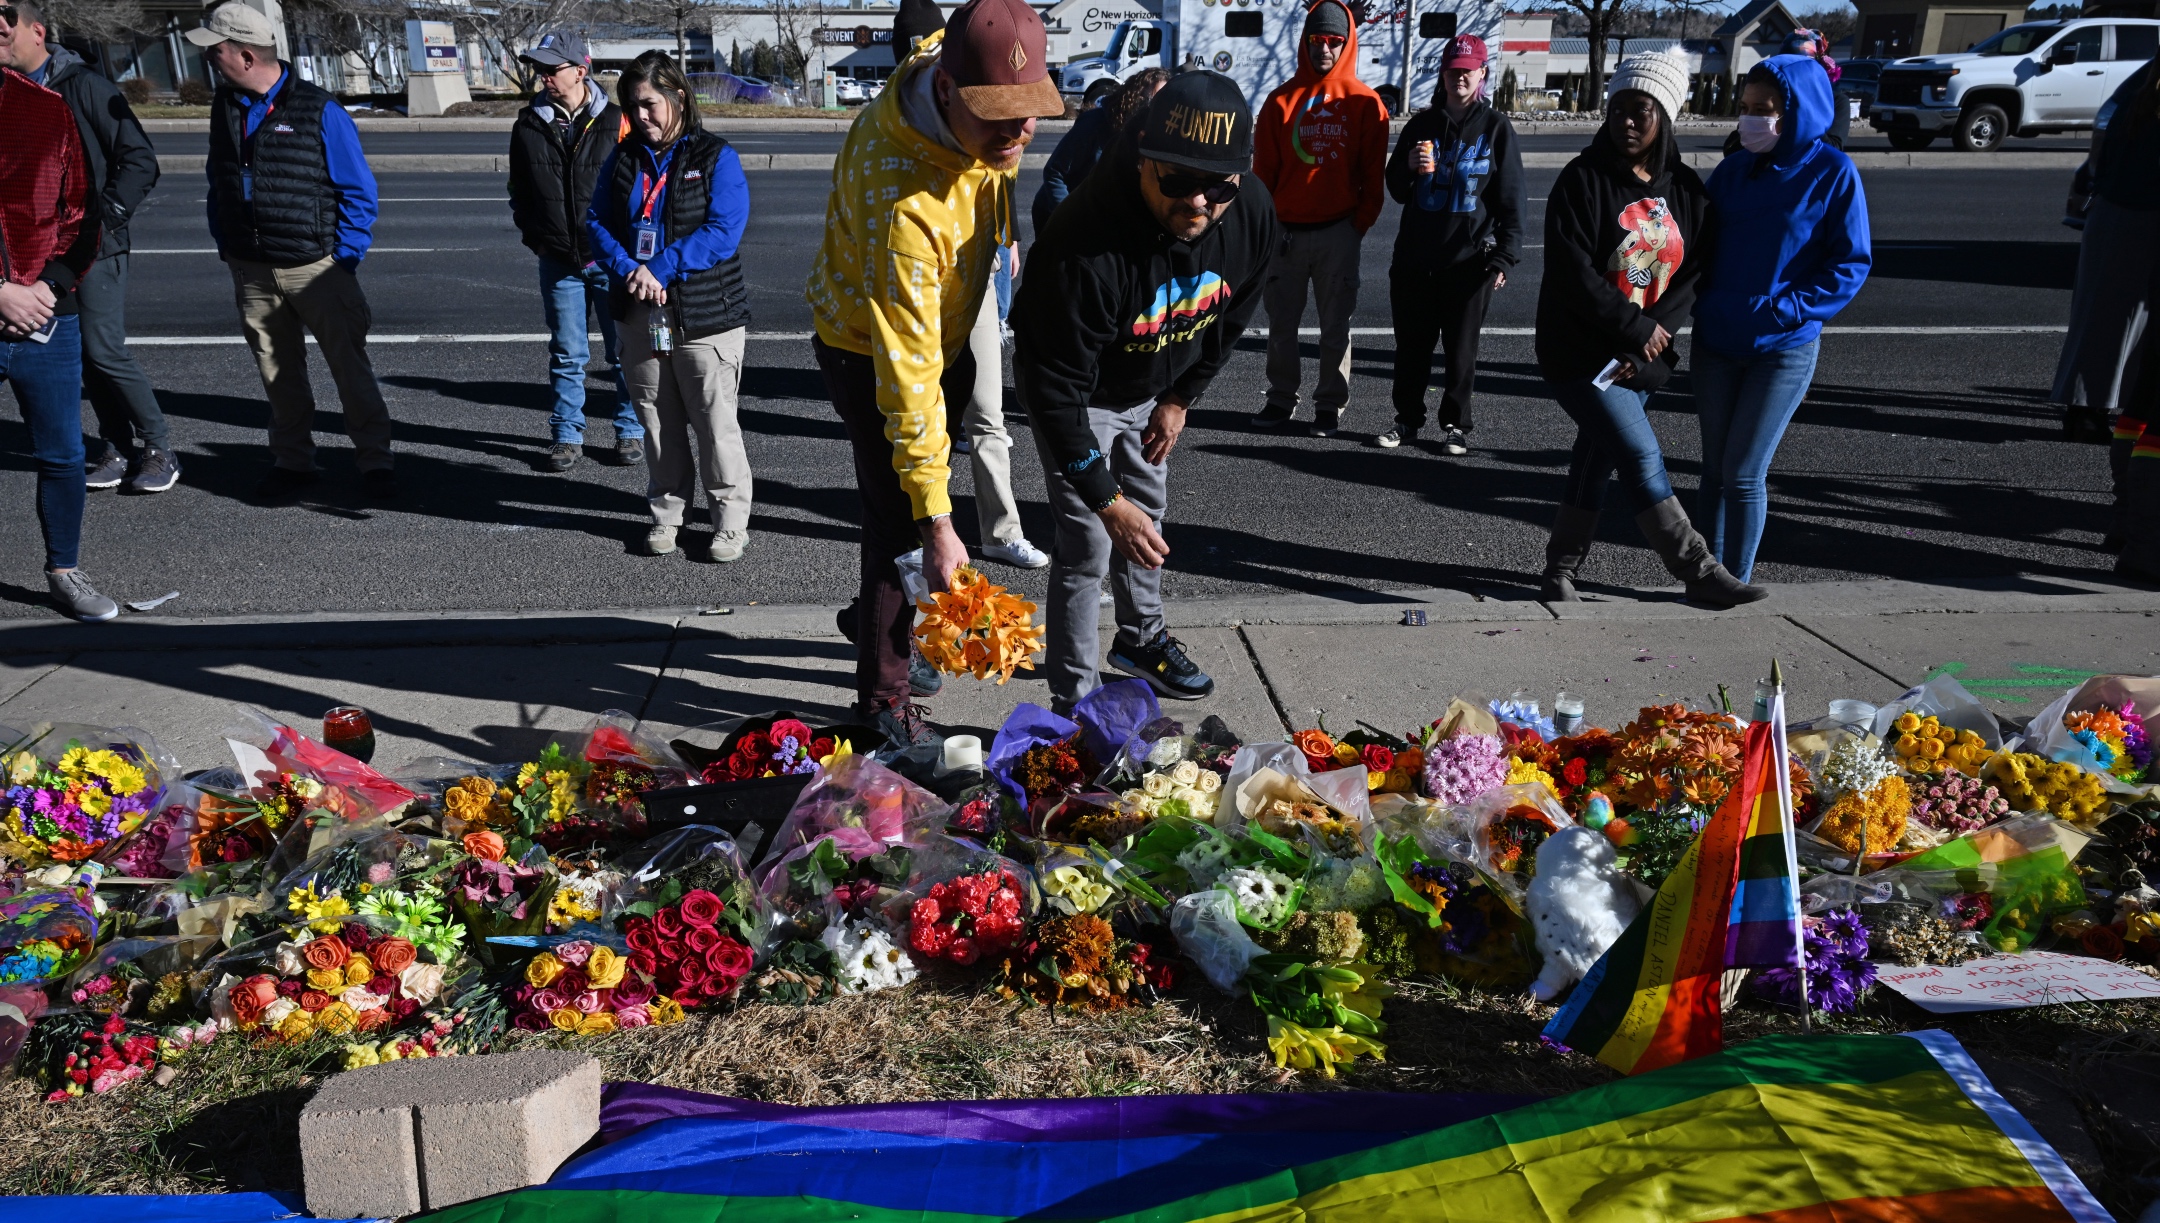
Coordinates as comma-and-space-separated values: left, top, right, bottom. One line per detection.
4, 5, 175, 494
1013, 71, 1278, 711
509, 29, 642, 473
1380, 34, 1522, 456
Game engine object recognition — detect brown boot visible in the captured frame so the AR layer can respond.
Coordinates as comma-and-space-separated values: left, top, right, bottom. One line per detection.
1540, 505, 1600, 602
1633, 496, 1768, 609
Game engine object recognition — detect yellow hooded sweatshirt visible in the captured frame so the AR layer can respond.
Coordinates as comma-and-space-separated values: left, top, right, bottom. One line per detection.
807, 32, 1015, 520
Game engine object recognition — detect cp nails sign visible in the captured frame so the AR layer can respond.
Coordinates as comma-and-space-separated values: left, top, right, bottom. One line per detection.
1165, 104, 1236, 145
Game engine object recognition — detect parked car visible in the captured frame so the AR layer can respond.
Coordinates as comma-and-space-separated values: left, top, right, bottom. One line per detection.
1837, 58, 1886, 118
1868, 17, 2160, 151
835, 76, 868, 104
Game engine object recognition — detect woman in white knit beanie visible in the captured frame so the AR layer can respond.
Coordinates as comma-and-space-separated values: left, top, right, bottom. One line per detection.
1529, 49, 1763, 609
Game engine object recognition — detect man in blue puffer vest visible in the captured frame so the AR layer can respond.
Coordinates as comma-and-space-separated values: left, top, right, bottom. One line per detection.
193, 1, 393, 504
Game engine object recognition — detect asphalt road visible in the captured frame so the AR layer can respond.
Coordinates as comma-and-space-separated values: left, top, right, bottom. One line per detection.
0, 158, 2111, 622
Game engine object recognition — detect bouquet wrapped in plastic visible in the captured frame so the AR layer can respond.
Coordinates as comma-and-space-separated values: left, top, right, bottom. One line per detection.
0, 884, 99, 985
1, 724, 176, 867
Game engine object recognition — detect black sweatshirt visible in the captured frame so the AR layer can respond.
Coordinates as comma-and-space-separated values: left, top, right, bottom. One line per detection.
1383, 98, 1524, 273
1012, 141, 1280, 510
42, 46, 160, 260
1534, 127, 1710, 391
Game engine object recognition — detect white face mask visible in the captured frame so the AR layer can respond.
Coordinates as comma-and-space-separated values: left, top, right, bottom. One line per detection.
1737, 114, 1780, 154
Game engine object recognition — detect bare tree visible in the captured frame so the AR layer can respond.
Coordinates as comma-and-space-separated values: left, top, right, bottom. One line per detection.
615, 0, 708, 68
287, 0, 413, 93
1555, 0, 1642, 111
436, 0, 589, 94
40, 0, 150, 46
766, 0, 823, 85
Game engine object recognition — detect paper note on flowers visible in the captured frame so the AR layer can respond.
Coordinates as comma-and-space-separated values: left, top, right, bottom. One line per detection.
1879, 950, 2160, 1013
914, 566, 1045, 684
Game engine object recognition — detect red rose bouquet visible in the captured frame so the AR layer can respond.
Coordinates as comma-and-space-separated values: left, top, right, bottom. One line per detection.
622, 890, 755, 1008
908, 870, 1026, 966
702, 718, 840, 783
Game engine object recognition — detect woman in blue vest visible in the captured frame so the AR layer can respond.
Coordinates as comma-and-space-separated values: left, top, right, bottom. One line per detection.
588, 51, 755, 563
1691, 54, 1870, 585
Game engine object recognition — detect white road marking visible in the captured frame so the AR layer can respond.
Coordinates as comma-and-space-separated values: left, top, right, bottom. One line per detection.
126, 326, 2068, 345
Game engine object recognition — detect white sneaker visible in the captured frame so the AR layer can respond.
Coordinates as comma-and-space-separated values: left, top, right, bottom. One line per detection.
644, 525, 678, 556
708, 529, 747, 563
982, 538, 1050, 569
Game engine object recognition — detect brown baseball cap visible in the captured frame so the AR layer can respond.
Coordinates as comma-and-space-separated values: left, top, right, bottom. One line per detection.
941, 0, 1063, 121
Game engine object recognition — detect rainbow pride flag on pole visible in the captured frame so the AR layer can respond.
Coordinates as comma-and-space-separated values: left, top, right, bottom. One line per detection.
408, 1031, 2105, 1223
1544, 707, 1804, 1075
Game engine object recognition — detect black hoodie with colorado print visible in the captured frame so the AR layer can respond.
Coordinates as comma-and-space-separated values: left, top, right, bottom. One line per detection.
1013, 133, 1281, 509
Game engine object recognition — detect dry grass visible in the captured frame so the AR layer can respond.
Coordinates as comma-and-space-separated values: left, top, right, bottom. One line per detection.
7, 975, 2159, 1205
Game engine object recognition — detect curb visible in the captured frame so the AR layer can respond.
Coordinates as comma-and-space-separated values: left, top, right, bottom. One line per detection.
1, 578, 2152, 656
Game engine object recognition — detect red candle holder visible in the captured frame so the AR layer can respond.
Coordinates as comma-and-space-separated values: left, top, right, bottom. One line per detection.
323, 706, 377, 764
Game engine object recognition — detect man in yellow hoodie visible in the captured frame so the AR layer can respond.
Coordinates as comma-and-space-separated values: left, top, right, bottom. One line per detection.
808, 0, 1063, 744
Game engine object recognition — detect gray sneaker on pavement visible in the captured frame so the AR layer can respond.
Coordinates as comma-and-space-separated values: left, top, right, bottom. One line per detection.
546, 443, 582, 472
126, 448, 182, 493
86, 444, 126, 490
708, 529, 748, 563
617, 437, 645, 466
48, 569, 119, 623
645, 525, 679, 555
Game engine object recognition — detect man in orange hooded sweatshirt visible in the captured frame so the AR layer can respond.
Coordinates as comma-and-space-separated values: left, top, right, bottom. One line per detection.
1251, 0, 1389, 437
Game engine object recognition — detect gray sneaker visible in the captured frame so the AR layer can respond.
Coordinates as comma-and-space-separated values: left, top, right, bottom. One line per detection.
86, 444, 126, 490
708, 529, 747, 563
126, 448, 182, 493
546, 443, 582, 472
48, 569, 119, 623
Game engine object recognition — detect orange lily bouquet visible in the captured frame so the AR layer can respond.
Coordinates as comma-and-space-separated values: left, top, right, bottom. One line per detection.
913, 566, 1045, 684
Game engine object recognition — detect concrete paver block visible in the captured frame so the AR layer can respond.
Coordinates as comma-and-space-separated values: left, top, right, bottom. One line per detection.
301, 1049, 601, 1216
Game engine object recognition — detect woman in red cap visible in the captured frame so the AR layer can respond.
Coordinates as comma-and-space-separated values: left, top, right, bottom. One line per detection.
1379, 33, 1525, 456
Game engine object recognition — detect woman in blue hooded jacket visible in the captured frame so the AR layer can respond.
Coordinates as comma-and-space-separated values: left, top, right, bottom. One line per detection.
1691, 54, 1871, 584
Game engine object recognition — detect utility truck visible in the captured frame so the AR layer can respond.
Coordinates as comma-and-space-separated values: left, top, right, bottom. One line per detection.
1056, 0, 1506, 116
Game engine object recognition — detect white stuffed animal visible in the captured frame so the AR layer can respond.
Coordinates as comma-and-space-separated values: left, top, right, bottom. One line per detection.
1527, 825, 1642, 1003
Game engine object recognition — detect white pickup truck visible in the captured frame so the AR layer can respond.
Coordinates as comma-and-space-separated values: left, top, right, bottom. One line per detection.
1056, 0, 1504, 115
1867, 16, 2159, 151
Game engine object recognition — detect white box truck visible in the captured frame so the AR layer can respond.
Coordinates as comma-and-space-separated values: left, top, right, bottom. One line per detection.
1055, 0, 1507, 117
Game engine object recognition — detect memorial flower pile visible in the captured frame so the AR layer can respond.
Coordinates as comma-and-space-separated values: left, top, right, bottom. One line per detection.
2066, 704, 2153, 784
514, 940, 685, 1034
1886, 713, 1990, 776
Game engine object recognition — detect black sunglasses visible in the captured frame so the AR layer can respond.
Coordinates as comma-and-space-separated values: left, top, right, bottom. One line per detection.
0, 6, 17, 26
1153, 166, 1241, 205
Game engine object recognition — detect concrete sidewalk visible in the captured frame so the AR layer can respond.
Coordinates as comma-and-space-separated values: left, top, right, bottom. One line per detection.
0, 577, 2152, 771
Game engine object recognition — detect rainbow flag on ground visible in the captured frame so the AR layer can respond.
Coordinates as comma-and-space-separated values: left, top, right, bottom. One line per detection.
1545, 715, 1803, 1074
413, 1031, 2104, 1223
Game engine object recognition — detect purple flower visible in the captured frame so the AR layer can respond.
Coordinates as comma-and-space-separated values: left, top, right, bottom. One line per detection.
1753, 907, 1876, 1015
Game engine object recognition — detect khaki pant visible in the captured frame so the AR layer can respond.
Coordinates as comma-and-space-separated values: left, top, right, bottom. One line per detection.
1263, 218, 1363, 417
624, 305, 752, 533
961, 288, 1023, 545
228, 255, 394, 472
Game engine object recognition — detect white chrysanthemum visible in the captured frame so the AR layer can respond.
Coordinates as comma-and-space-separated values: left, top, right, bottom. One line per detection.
1305, 856, 1390, 912
1223, 865, 1294, 925
1176, 835, 1237, 889
821, 919, 919, 994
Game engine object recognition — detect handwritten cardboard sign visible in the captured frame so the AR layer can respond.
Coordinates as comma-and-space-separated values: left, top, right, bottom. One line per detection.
1876, 951, 2160, 1014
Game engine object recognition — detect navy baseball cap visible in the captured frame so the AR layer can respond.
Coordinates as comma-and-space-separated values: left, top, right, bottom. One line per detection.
520, 30, 589, 68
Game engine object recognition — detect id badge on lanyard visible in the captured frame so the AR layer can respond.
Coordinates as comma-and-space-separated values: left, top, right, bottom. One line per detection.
634, 151, 672, 264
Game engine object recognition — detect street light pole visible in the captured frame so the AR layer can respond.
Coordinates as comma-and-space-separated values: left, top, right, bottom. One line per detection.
1400, 0, 1416, 113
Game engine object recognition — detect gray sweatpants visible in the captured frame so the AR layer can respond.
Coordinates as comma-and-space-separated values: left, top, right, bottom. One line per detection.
1032, 398, 1168, 706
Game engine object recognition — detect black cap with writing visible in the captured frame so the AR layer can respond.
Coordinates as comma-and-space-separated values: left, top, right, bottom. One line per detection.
1136, 70, 1253, 176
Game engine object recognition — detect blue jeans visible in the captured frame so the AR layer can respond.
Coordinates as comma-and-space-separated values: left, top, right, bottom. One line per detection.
1692, 340, 1820, 582
1550, 376, 1675, 515
3, 315, 86, 570
994, 245, 1014, 321
539, 257, 639, 444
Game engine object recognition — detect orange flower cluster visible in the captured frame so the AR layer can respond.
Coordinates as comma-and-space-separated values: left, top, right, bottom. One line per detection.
1592, 705, 1813, 818
914, 566, 1045, 684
